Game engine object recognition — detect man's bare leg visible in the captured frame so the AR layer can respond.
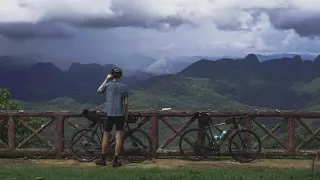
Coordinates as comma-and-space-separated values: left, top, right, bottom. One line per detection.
113, 130, 122, 167
102, 131, 111, 155
95, 131, 111, 166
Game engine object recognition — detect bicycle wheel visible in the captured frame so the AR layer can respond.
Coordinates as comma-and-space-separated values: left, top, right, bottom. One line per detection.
69, 128, 102, 162
121, 128, 152, 163
228, 129, 261, 163
179, 128, 212, 161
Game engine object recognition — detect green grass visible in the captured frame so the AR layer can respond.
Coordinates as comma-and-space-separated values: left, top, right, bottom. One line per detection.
0, 166, 319, 180
299, 77, 320, 94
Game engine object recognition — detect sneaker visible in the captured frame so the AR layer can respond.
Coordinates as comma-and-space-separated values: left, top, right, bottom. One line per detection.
112, 161, 122, 168
95, 159, 106, 166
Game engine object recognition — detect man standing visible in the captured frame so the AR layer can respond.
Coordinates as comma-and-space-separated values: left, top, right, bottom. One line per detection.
95, 67, 129, 167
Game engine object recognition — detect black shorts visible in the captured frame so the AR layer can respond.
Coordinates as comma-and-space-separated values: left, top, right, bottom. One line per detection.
103, 116, 125, 132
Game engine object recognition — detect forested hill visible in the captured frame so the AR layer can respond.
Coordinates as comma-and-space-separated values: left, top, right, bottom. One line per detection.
2, 54, 320, 111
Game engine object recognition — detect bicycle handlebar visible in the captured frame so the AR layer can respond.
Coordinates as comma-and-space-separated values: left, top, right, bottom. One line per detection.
225, 116, 249, 125
82, 109, 142, 125
193, 111, 250, 125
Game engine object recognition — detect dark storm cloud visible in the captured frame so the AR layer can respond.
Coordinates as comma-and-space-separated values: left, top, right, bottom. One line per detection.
69, 15, 185, 29
2, 1, 320, 42
268, 9, 320, 37
0, 22, 75, 40
0, 14, 185, 40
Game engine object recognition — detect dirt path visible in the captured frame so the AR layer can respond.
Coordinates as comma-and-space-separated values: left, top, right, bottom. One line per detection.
0, 158, 316, 169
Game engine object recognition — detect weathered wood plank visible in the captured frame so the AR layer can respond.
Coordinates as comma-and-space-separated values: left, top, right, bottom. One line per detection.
253, 119, 289, 150
295, 127, 320, 150
0, 148, 318, 158
8, 116, 16, 149
252, 118, 286, 149
288, 117, 296, 151
0, 109, 319, 160
148, 116, 158, 156
17, 118, 54, 148
16, 118, 54, 148
159, 117, 196, 149
155, 149, 319, 156
297, 117, 320, 141
1, 109, 320, 118
55, 116, 65, 159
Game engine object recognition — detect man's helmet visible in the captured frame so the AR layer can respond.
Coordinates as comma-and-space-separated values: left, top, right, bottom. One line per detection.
111, 67, 123, 77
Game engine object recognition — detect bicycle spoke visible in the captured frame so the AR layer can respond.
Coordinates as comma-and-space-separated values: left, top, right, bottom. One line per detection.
128, 134, 148, 149
179, 129, 212, 161
70, 129, 101, 162
122, 129, 152, 163
71, 130, 100, 147
229, 130, 261, 163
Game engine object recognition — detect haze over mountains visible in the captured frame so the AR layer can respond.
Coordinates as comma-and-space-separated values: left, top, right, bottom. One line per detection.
2, 53, 320, 111
1, 53, 318, 75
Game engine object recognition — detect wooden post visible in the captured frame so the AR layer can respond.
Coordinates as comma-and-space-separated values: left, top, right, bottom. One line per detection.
288, 117, 296, 151
244, 116, 253, 144
149, 116, 158, 158
55, 116, 65, 159
198, 116, 207, 143
8, 115, 16, 150
244, 117, 253, 130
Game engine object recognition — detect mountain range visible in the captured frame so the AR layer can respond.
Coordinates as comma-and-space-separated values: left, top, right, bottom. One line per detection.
2, 53, 320, 111
1, 53, 318, 75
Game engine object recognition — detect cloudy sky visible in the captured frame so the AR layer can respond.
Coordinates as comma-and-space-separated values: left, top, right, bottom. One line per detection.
1, 0, 320, 65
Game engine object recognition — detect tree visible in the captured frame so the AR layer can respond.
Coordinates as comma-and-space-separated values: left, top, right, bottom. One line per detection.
0, 88, 21, 146
0, 88, 46, 148
0, 88, 21, 110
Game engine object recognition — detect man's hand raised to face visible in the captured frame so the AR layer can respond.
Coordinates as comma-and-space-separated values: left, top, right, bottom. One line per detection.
97, 74, 113, 94
105, 74, 113, 82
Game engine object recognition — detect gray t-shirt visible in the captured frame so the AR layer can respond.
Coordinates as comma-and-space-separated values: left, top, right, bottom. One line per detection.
98, 81, 129, 116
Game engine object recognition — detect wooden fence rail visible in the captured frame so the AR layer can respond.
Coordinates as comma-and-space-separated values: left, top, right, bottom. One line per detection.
0, 109, 319, 160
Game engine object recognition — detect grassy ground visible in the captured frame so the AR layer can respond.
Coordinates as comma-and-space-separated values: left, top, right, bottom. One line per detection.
0, 166, 319, 180
0, 158, 319, 180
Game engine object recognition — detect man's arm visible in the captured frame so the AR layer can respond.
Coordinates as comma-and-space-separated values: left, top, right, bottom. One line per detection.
97, 74, 113, 94
123, 85, 129, 121
123, 97, 129, 121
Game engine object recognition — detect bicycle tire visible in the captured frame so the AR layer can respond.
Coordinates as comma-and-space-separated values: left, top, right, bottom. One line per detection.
121, 128, 152, 163
179, 128, 212, 161
69, 128, 102, 162
228, 129, 261, 163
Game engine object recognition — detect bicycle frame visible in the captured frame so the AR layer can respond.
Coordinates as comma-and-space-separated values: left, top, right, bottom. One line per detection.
71, 110, 153, 162
85, 113, 149, 147
86, 120, 104, 137
179, 113, 261, 162
195, 114, 250, 149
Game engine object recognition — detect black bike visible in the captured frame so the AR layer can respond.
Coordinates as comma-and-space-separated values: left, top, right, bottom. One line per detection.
69, 109, 152, 163
179, 113, 262, 163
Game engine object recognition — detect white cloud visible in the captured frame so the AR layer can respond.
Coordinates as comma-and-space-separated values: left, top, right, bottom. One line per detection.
0, 0, 313, 26
0, 0, 319, 60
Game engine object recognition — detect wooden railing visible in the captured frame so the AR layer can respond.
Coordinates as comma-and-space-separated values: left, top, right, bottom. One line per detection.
0, 109, 319, 159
